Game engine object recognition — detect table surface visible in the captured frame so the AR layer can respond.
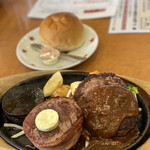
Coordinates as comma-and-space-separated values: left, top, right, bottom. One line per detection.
1, 0, 150, 82
0, 1, 150, 149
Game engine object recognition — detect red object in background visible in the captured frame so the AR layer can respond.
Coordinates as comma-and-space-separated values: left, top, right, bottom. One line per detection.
29, 36, 34, 41
84, 8, 106, 13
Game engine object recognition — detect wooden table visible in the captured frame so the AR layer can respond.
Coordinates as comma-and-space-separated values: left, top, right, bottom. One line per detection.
1, 0, 150, 82
0, 0, 150, 150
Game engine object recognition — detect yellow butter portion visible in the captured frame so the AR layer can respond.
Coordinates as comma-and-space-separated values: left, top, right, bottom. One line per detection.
35, 109, 59, 132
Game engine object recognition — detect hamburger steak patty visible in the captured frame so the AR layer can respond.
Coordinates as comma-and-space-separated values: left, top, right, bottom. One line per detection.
73, 73, 139, 138
73, 73, 126, 103
23, 97, 83, 150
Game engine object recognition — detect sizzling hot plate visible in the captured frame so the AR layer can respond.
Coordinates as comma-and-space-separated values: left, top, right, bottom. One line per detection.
0, 72, 149, 150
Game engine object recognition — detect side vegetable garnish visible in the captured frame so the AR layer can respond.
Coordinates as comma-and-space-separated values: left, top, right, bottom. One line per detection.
43, 71, 63, 97
52, 85, 70, 97
126, 84, 142, 111
70, 81, 82, 95
43, 71, 82, 97
3, 123, 24, 138
126, 84, 139, 100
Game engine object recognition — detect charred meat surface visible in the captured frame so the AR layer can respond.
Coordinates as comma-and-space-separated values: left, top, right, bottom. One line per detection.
23, 97, 83, 150
2, 85, 44, 124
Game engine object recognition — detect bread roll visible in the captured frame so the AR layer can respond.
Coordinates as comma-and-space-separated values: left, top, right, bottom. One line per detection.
39, 12, 85, 51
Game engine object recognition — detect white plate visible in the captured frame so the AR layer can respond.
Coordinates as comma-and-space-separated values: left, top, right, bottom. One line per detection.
16, 24, 99, 71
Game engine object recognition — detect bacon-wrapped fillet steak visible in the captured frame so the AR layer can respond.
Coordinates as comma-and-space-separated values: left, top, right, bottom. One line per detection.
23, 97, 83, 150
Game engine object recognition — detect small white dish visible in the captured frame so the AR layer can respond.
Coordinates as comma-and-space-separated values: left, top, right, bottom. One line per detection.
16, 24, 99, 71
39, 48, 60, 65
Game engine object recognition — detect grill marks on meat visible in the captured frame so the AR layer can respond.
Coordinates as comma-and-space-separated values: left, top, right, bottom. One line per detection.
23, 97, 83, 149
73, 73, 139, 139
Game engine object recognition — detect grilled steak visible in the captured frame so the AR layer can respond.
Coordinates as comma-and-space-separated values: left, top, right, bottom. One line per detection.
73, 73, 139, 138
73, 73, 126, 103
23, 97, 83, 150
